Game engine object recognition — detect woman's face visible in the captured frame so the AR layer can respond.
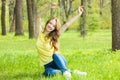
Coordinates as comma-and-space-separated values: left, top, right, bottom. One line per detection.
46, 19, 56, 32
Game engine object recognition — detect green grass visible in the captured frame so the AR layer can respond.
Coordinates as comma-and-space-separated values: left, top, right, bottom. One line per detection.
0, 30, 120, 80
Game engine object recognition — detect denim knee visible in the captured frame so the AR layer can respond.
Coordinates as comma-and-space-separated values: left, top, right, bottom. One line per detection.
53, 53, 67, 64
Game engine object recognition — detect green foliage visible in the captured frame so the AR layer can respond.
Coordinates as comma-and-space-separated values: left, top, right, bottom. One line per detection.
66, 0, 111, 31
99, 4, 112, 29
86, 0, 111, 31
99, 18, 111, 29
0, 30, 120, 80
23, 20, 28, 32
87, 12, 100, 31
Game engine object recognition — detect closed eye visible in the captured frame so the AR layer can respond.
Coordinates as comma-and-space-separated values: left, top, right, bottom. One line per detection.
49, 22, 55, 27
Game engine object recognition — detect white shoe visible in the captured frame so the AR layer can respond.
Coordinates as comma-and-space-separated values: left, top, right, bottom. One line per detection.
73, 70, 87, 76
63, 71, 72, 80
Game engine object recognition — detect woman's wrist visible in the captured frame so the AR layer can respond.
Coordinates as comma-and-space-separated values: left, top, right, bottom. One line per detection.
78, 6, 84, 15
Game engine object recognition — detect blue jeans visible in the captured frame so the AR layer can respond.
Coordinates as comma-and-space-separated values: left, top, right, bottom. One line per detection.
44, 53, 68, 76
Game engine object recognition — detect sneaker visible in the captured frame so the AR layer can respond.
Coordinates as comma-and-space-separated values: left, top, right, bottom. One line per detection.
73, 69, 87, 76
63, 70, 72, 80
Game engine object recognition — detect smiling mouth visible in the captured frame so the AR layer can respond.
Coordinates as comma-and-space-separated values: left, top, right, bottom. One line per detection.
48, 27, 52, 29
47, 26, 53, 31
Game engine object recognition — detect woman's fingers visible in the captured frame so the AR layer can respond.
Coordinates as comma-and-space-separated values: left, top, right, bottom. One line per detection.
78, 6, 84, 14
51, 3, 58, 9
80, 6, 84, 11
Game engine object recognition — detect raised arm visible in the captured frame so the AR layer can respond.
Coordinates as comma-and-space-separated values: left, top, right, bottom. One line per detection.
35, 3, 57, 38
59, 6, 84, 35
36, 3, 57, 18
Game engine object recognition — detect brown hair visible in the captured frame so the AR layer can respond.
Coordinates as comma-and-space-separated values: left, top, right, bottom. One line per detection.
43, 18, 61, 51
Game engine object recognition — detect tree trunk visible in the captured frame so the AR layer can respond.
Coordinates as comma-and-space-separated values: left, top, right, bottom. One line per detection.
1, 0, 6, 35
100, 0, 104, 15
80, 0, 87, 37
59, 0, 66, 24
68, 0, 73, 16
15, 0, 24, 36
62, 0, 73, 19
88, 0, 92, 8
9, 1, 15, 32
50, 0, 54, 17
88, 0, 92, 14
51, 8, 54, 17
26, 0, 35, 38
112, 0, 120, 51
60, 0, 73, 24
9, 12, 15, 32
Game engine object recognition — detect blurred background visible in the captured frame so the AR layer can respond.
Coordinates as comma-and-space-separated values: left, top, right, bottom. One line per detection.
0, 0, 111, 38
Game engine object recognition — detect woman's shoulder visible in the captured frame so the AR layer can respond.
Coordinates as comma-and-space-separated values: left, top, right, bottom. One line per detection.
38, 32, 45, 37
36, 32, 44, 40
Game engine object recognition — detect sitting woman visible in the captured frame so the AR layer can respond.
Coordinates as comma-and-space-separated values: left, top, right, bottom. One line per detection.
36, 6, 86, 79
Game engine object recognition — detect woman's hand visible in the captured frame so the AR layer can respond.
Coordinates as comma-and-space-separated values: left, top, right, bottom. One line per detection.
51, 3, 57, 9
78, 6, 84, 15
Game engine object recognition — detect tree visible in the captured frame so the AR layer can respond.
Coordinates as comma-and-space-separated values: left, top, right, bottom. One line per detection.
9, 0, 15, 32
88, 0, 92, 8
88, 0, 92, 14
15, 0, 24, 36
26, 0, 35, 38
59, 0, 73, 24
1, 0, 6, 35
112, 0, 120, 51
100, 0, 104, 15
50, 0, 54, 17
80, 0, 87, 37
63, 0, 73, 19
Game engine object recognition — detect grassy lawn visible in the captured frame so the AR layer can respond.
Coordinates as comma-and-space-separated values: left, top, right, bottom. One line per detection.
0, 30, 120, 80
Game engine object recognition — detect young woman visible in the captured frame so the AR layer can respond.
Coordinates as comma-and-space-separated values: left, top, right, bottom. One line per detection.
36, 6, 85, 79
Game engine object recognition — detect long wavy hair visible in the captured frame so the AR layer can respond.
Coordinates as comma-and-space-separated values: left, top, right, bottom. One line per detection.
43, 18, 61, 51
